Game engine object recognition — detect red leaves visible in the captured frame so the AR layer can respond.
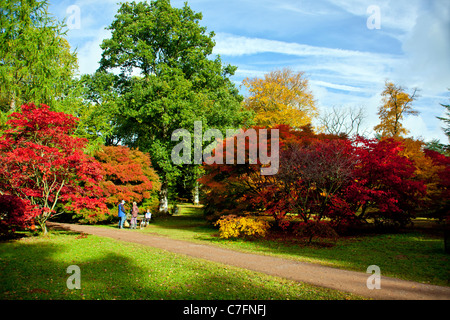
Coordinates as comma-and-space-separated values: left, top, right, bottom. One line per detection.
201, 124, 429, 229
343, 137, 426, 226
94, 145, 161, 208
422, 148, 450, 222
0, 195, 37, 235
0, 103, 107, 234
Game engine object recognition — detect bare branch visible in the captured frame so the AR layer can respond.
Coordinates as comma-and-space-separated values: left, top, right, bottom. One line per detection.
318, 105, 367, 136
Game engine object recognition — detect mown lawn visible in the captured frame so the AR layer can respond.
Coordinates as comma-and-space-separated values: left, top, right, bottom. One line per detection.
0, 230, 363, 300
135, 205, 449, 286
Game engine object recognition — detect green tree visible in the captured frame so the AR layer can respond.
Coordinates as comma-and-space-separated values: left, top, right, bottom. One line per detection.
437, 91, 450, 143
98, 0, 250, 213
76, 71, 122, 152
0, 0, 78, 113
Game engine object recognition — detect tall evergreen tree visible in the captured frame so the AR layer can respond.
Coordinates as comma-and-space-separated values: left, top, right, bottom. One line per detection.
0, 0, 78, 113
437, 92, 450, 143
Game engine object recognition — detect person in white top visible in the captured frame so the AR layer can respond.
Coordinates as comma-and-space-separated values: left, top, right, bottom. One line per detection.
142, 208, 152, 227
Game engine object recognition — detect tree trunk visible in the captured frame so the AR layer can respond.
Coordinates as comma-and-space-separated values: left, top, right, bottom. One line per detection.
10, 96, 16, 112
35, 217, 48, 236
193, 181, 199, 205
159, 180, 169, 214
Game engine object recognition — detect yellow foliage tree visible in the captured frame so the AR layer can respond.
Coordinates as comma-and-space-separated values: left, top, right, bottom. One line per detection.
242, 68, 317, 128
374, 81, 419, 137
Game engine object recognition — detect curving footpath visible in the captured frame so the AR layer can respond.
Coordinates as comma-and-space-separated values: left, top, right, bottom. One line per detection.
47, 222, 450, 300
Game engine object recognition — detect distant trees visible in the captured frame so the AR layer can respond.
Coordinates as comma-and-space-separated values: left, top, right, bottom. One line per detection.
318, 106, 366, 137
437, 92, 450, 144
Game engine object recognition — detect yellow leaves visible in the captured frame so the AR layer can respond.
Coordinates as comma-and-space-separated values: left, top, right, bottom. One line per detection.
214, 215, 270, 239
374, 81, 419, 137
397, 137, 443, 182
242, 68, 317, 128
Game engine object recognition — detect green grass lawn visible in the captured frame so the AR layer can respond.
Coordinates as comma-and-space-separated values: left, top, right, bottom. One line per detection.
2, 204, 447, 300
135, 205, 449, 286
0, 230, 362, 300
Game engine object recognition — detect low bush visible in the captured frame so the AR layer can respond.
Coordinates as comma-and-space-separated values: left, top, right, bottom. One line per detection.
215, 215, 270, 239
294, 220, 338, 243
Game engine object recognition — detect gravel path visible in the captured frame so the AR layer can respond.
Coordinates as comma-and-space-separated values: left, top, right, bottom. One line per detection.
48, 222, 450, 300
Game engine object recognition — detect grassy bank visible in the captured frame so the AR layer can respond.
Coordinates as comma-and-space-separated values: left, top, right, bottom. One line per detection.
135, 205, 449, 286
0, 230, 362, 300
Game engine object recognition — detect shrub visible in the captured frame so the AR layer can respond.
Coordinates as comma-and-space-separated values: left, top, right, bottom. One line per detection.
294, 220, 338, 244
214, 215, 270, 239
0, 195, 36, 236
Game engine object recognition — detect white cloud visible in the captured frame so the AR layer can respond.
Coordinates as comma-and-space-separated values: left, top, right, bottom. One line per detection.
213, 32, 398, 95
74, 27, 111, 75
397, 0, 450, 94
310, 80, 369, 93
325, 0, 420, 32
213, 32, 383, 59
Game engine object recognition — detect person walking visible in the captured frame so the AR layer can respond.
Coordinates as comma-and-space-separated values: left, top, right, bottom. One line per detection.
130, 201, 139, 229
118, 200, 127, 229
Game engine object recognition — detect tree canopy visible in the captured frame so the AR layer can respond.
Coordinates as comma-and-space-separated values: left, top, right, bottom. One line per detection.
96, 0, 251, 212
0, 0, 78, 113
242, 68, 317, 128
0, 103, 107, 234
374, 81, 419, 138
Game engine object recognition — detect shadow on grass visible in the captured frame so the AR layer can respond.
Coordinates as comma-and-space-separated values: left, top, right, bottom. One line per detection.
0, 229, 357, 300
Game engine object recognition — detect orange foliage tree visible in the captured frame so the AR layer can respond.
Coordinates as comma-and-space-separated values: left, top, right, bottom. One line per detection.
94, 146, 161, 217
199, 125, 344, 224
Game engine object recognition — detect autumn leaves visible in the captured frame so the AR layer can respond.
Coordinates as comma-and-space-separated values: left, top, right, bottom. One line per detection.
242, 68, 318, 129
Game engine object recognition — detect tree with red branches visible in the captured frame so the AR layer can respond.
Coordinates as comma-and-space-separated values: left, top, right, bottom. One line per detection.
0, 103, 107, 235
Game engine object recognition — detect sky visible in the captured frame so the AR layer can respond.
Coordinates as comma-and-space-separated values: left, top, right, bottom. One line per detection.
49, 0, 450, 142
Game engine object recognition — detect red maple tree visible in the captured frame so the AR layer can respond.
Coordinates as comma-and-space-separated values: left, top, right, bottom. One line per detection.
339, 137, 427, 227
0, 103, 107, 235
201, 125, 427, 233
423, 148, 450, 223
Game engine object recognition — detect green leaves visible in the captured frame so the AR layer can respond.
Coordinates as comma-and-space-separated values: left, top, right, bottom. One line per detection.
0, 0, 78, 113
95, 0, 248, 209
100, 0, 214, 78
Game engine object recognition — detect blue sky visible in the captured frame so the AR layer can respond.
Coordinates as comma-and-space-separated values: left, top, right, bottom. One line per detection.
49, 0, 450, 142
